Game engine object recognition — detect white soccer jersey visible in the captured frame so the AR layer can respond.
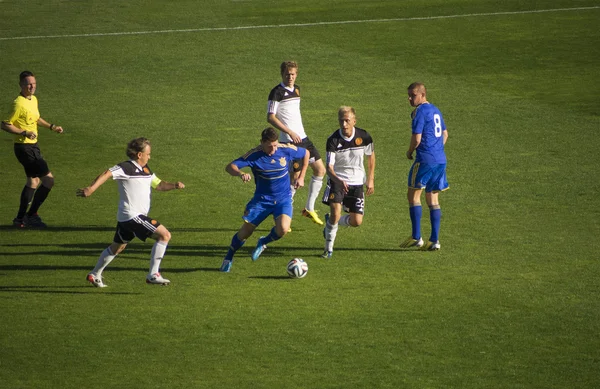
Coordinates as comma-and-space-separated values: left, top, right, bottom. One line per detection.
110, 160, 159, 222
267, 82, 307, 142
326, 127, 374, 186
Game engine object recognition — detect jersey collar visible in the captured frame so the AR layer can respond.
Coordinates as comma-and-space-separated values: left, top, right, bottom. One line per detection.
279, 82, 295, 92
338, 127, 355, 142
130, 160, 145, 171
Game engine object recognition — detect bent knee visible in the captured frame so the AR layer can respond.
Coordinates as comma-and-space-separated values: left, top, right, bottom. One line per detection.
156, 229, 172, 242
41, 176, 55, 188
350, 216, 363, 227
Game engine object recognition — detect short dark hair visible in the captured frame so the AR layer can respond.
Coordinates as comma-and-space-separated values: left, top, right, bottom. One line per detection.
261, 127, 279, 143
19, 71, 35, 84
126, 137, 151, 159
407, 82, 426, 95
280, 61, 298, 75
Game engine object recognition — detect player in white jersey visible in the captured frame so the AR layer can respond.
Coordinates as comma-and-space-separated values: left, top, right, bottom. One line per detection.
321, 106, 376, 258
77, 138, 185, 287
267, 61, 326, 226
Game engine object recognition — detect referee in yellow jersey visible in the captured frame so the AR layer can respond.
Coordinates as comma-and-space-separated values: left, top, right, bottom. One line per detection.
1, 71, 64, 228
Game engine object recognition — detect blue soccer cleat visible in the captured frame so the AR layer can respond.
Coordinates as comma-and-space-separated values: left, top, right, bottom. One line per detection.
220, 258, 233, 272
251, 237, 267, 261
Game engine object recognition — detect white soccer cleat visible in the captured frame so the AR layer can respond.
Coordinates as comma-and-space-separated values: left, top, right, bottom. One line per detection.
399, 236, 424, 248
86, 273, 107, 288
146, 272, 170, 285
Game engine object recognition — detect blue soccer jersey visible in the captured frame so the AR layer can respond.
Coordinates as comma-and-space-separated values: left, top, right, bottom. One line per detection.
232, 144, 306, 202
412, 103, 447, 164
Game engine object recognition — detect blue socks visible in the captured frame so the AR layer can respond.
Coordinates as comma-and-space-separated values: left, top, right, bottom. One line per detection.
409, 204, 442, 242
225, 233, 245, 260
260, 227, 282, 245
409, 204, 422, 239
429, 207, 442, 243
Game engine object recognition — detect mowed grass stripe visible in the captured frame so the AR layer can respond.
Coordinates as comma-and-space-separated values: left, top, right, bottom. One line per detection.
0, 6, 598, 41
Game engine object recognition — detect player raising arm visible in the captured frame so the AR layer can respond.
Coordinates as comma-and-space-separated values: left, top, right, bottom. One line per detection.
77, 137, 185, 287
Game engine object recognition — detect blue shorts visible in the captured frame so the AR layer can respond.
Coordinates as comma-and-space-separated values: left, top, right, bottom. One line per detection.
408, 162, 449, 193
243, 196, 293, 226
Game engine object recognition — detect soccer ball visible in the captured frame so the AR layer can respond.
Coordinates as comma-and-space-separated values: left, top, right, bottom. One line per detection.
287, 258, 308, 278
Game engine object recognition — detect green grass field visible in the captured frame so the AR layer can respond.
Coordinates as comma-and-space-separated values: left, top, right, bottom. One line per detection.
1, 1, 599, 388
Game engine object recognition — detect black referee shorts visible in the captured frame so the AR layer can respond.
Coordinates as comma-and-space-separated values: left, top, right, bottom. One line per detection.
14, 143, 50, 178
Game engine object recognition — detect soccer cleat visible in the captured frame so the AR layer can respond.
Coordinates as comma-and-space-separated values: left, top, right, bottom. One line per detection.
24, 214, 47, 228
86, 273, 107, 288
220, 258, 233, 273
399, 236, 424, 248
146, 272, 170, 285
302, 209, 324, 226
251, 237, 267, 261
420, 241, 441, 251
12, 218, 25, 228
321, 251, 333, 259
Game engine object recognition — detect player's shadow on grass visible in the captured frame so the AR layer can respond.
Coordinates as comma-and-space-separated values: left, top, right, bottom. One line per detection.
248, 276, 292, 280
0, 225, 239, 233
0, 225, 115, 232
0, 285, 141, 295
0, 243, 227, 259
0, 264, 220, 273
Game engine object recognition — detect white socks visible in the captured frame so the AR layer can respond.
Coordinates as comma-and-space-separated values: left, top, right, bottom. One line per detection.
324, 221, 338, 252
92, 247, 116, 276
338, 214, 351, 227
150, 241, 168, 275
305, 175, 324, 211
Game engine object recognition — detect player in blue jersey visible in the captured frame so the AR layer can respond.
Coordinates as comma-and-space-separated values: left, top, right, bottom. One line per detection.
220, 127, 309, 272
399, 82, 449, 251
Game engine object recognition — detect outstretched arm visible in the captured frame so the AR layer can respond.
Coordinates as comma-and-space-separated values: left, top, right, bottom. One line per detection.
156, 181, 185, 191
76, 170, 113, 197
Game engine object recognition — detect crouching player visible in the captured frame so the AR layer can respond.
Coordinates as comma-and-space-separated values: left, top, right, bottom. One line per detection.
77, 137, 185, 287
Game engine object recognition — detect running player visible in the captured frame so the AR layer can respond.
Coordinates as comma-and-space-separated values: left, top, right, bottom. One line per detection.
220, 127, 308, 272
77, 137, 185, 287
321, 106, 375, 258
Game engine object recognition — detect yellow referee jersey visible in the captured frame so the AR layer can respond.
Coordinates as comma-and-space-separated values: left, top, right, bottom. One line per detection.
4, 95, 40, 144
